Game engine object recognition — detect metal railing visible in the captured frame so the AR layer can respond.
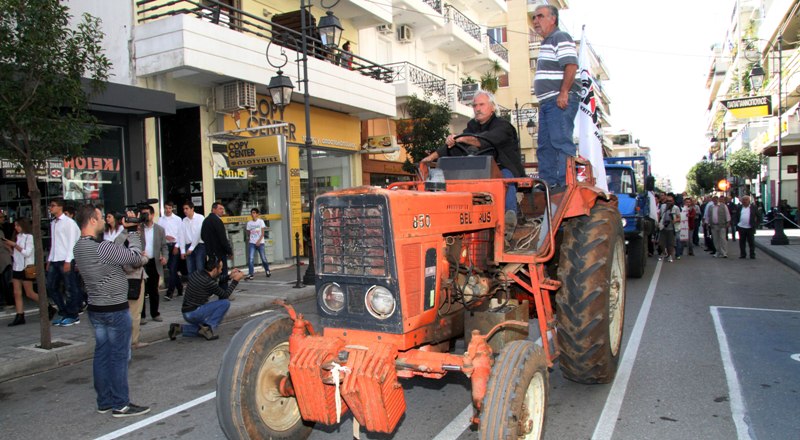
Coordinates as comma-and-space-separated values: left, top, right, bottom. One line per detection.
385, 62, 446, 98
422, 0, 443, 14
135, 0, 392, 82
446, 83, 462, 107
443, 4, 481, 43
486, 34, 509, 62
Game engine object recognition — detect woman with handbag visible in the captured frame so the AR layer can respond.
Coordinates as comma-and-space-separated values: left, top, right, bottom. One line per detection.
4, 218, 40, 326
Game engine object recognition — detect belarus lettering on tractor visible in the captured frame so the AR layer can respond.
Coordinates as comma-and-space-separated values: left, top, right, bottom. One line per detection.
217, 136, 626, 440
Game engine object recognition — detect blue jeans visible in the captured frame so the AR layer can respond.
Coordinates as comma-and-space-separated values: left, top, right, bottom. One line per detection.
46, 261, 81, 319
248, 243, 271, 276
185, 243, 206, 275
181, 299, 231, 337
537, 93, 579, 186
166, 243, 182, 294
501, 168, 518, 214
89, 309, 132, 410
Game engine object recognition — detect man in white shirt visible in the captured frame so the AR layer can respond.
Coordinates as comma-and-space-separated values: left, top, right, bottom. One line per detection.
46, 198, 82, 326
703, 195, 731, 258
735, 195, 760, 259
158, 201, 184, 300
245, 208, 271, 280
181, 201, 205, 275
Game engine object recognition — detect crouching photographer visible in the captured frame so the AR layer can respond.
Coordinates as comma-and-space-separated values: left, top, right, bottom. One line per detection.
73, 204, 151, 417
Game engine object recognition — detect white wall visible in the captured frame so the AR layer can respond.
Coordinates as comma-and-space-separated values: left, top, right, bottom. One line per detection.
65, 0, 134, 85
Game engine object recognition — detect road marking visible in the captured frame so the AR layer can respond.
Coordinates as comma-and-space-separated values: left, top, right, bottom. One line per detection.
710, 307, 753, 440
93, 392, 216, 440
592, 259, 663, 440
433, 404, 473, 440
249, 309, 274, 318
712, 305, 800, 313
792, 354, 800, 363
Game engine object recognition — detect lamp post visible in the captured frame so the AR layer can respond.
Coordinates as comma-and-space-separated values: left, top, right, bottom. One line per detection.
266, 0, 345, 284
514, 99, 538, 160
748, 36, 788, 245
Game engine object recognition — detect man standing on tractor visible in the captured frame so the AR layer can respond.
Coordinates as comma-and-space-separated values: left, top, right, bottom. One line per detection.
532, 4, 580, 188
421, 91, 524, 238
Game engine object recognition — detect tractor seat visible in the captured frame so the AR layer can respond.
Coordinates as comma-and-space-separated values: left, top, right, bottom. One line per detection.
437, 156, 502, 180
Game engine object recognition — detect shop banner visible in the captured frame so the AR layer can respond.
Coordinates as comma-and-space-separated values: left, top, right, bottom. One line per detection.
226, 135, 284, 168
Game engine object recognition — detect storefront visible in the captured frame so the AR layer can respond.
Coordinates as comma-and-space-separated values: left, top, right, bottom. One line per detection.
360, 119, 414, 187
211, 94, 361, 265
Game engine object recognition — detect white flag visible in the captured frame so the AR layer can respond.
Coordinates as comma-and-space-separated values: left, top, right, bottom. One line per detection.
574, 29, 608, 192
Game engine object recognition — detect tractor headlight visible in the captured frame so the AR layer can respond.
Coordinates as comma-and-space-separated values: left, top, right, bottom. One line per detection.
621, 218, 627, 227
365, 286, 395, 319
320, 283, 345, 313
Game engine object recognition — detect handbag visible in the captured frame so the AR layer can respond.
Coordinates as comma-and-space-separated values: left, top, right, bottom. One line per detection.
24, 264, 36, 280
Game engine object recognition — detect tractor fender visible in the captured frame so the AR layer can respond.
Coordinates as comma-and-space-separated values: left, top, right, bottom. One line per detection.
561, 185, 618, 220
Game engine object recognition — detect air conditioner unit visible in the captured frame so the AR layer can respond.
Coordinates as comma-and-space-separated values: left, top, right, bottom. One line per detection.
398, 25, 413, 43
215, 81, 257, 113
377, 23, 393, 34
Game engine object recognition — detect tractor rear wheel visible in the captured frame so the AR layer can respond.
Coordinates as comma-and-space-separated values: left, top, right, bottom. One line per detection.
216, 313, 313, 440
479, 340, 548, 440
626, 236, 646, 278
556, 201, 626, 384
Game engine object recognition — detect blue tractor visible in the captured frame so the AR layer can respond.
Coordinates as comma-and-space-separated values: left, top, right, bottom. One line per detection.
603, 156, 654, 278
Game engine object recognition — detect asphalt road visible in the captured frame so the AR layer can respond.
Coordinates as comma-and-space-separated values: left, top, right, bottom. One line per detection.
1, 248, 798, 440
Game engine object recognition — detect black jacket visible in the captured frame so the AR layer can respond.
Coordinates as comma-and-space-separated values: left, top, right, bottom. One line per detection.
201, 213, 232, 258
436, 114, 525, 177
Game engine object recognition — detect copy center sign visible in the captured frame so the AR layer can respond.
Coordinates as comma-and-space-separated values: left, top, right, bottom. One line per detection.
226, 135, 284, 168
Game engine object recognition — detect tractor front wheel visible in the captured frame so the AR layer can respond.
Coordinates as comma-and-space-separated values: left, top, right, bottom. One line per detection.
626, 236, 646, 278
216, 313, 313, 440
556, 201, 626, 384
479, 340, 548, 440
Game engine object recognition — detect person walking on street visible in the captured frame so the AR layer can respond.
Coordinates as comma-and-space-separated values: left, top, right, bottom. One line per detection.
201, 202, 232, 290
532, 4, 580, 187
47, 198, 82, 326
246, 208, 271, 280
73, 204, 150, 417
735, 195, 760, 259
704, 195, 731, 258
182, 201, 205, 275
140, 206, 168, 322
658, 195, 679, 262
4, 218, 40, 326
168, 255, 245, 341
158, 201, 184, 300
679, 197, 697, 257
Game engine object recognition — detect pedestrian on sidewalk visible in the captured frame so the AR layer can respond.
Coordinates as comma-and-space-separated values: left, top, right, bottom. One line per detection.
735, 195, 760, 259
4, 218, 40, 326
159, 201, 185, 300
73, 204, 150, 418
678, 197, 696, 257
168, 255, 245, 341
46, 198, 82, 326
658, 195, 679, 262
201, 203, 232, 290
246, 208, 271, 280
704, 195, 731, 258
140, 206, 168, 323
181, 201, 205, 275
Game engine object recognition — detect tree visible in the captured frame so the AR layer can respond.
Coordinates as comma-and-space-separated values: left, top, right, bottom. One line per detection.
0, 0, 110, 348
726, 148, 760, 180
686, 160, 726, 195
480, 60, 503, 94
397, 95, 451, 174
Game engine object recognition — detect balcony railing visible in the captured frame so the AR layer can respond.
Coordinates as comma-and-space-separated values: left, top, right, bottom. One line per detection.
443, 4, 481, 43
486, 35, 509, 62
135, 0, 392, 82
385, 62, 446, 98
423, 0, 443, 14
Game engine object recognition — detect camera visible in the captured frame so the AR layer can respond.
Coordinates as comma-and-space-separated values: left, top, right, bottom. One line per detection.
123, 198, 159, 224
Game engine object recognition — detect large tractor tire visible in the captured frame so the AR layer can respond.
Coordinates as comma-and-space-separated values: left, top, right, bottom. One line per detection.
480, 340, 548, 440
217, 313, 313, 440
556, 201, 626, 384
626, 236, 646, 278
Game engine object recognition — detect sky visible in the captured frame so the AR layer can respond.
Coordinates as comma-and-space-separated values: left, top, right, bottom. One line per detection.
561, 0, 732, 192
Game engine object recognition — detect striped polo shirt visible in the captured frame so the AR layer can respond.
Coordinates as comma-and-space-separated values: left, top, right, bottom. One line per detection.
534, 29, 580, 102
73, 232, 145, 312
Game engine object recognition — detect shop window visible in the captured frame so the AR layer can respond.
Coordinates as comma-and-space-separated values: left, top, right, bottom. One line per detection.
212, 143, 271, 216
298, 148, 352, 213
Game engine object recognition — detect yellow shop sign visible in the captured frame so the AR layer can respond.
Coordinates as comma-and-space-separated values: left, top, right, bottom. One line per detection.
226, 135, 284, 168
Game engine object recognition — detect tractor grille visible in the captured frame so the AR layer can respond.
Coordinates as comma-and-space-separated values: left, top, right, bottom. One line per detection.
319, 205, 388, 276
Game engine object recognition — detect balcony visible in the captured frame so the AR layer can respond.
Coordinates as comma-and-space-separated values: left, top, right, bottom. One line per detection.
446, 83, 474, 122
447, 0, 507, 21
463, 34, 510, 74
392, 0, 445, 29
333, 0, 392, 28
134, 0, 395, 118
386, 62, 446, 102
424, 4, 483, 55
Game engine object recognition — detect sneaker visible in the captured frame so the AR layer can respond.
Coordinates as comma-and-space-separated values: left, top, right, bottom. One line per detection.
198, 325, 219, 341
152, 315, 163, 322
51, 316, 64, 326
245, 275, 253, 281
676, 256, 681, 260
60, 317, 80, 326
169, 323, 181, 341
265, 270, 271, 278
667, 257, 674, 263
164, 294, 172, 301
112, 403, 151, 418
97, 407, 113, 414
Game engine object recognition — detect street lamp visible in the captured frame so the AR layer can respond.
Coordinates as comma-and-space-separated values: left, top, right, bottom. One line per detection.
266, 1, 345, 284
514, 99, 539, 147
746, 37, 789, 245
526, 118, 537, 138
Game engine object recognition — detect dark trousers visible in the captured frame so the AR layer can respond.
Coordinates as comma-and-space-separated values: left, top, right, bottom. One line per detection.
142, 260, 160, 319
219, 257, 229, 290
0, 264, 12, 306
166, 243, 183, 295
704, 224, 716, 253
46, 261, 81, 319
738, 226, 756, 257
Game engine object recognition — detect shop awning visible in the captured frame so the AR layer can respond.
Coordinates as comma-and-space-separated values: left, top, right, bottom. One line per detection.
83, 79, 176, 117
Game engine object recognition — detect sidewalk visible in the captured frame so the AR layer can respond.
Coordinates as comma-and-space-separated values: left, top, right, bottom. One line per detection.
754, 228, 800, 274
0, 263, 315, 383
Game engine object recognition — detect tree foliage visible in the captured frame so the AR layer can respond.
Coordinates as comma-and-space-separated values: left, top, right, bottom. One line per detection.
686, 160, 726, 195
397, 95, 451, 174
725, 148, 760, 179
0, 0, 110, 348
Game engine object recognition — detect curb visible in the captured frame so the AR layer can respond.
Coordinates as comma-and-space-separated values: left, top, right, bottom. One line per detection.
0, 285, 316, 384
754, 241, 800, 275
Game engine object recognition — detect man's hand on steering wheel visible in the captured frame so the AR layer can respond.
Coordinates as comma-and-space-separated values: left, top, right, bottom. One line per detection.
447, 133, 497, 157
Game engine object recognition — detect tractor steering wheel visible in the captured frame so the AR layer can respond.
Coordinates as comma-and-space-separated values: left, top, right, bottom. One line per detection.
449, 133, 498, 158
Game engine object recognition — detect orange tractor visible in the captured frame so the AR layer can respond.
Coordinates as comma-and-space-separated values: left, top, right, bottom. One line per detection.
217, 143, 626, 439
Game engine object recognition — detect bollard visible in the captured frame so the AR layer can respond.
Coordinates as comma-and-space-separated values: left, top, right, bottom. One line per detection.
294, 232, 303, 288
